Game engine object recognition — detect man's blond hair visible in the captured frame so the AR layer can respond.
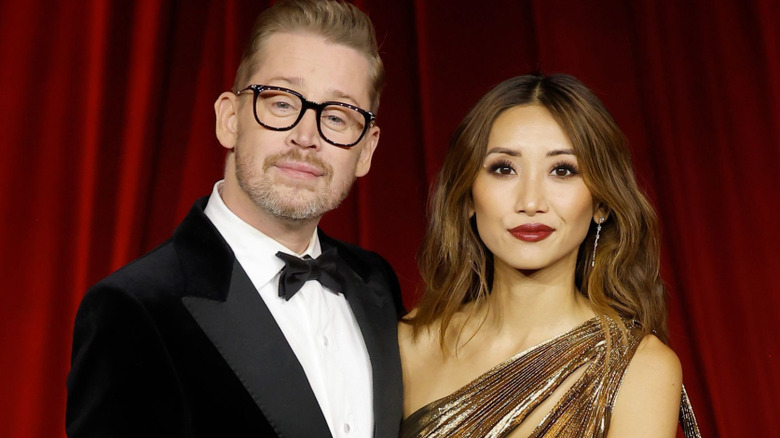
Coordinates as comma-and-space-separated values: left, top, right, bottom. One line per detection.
233, 0, 385, 113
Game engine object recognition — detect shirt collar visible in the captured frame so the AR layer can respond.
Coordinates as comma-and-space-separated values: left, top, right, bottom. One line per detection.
203, 180, 321, 287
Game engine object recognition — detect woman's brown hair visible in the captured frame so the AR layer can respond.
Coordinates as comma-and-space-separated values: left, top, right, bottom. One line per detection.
410, 74, 667, 346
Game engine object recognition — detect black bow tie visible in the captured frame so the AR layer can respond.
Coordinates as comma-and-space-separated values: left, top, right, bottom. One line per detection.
275, 248, 346, 301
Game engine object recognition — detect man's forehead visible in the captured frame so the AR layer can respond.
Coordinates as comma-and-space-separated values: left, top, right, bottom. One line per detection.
249, 34, 373, 106
261, 75, 359, 103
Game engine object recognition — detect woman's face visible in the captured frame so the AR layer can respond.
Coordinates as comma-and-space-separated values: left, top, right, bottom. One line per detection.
471, 105, 599, 274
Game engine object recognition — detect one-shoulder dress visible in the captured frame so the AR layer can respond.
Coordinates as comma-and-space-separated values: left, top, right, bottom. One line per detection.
400, 316, 701, 437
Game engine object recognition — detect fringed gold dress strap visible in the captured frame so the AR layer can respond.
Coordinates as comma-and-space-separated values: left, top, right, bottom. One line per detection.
401, 316, 702, 437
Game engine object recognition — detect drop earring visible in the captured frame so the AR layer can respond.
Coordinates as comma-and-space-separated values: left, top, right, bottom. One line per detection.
591, 217, 605, 267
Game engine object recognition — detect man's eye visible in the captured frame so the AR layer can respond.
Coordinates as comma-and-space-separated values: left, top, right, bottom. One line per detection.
324, 115, 346, 126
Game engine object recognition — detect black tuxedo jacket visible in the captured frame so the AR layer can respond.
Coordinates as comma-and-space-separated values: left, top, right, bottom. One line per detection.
66, 198, 405, 437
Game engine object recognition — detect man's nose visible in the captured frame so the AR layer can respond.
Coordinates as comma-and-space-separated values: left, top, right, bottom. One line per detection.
288, 109, 322, 149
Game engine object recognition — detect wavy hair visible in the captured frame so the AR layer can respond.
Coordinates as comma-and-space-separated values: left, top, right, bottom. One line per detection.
411, 74, 667, 346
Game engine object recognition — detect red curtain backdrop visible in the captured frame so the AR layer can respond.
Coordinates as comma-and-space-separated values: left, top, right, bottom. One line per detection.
1, 0, 778, 436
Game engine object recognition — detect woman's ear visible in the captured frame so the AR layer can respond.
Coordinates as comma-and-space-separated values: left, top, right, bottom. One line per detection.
593, 203, 610, 224
467, 198, 476, 219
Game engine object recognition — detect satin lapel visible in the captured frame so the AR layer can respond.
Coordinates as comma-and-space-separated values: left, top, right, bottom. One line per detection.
183, 262, 332, 438
339, 261, 403, 438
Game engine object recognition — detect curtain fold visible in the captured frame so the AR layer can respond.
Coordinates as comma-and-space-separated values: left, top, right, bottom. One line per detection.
1, 0, 777, 436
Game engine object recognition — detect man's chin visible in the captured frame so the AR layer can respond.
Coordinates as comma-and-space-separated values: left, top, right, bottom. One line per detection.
259, 192, 331, 222
271, 175, 325, 193
271, 181, 322, 199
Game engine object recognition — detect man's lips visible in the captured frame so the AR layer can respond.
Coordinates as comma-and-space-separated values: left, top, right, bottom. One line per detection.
508, 223, 554, 242
274, 161, 326, 179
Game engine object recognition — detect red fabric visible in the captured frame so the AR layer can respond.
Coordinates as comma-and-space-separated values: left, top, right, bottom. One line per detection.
1, 0, 777, 436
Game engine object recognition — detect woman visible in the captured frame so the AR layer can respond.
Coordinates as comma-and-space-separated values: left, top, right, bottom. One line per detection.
399, 74, 700, 437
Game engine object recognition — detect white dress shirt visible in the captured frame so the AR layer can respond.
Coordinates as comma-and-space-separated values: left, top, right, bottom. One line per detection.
204, 181, 373, 437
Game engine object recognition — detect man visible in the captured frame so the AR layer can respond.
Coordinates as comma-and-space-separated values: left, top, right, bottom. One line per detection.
66, 1, 404, 437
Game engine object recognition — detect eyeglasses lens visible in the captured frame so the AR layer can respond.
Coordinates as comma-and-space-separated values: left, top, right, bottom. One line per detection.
256, 89, 367, 146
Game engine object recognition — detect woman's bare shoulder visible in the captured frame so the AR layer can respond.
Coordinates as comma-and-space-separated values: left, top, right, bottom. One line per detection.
607, 334, 683, 438
397, 308, 417, 343
398, 308, 438, 352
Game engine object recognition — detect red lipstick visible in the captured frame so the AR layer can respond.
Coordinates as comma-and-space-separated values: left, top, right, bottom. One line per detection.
509, 224, 554, 242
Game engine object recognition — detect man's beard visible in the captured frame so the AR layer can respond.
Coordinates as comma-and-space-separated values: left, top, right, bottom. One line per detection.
234, 144, 355, 222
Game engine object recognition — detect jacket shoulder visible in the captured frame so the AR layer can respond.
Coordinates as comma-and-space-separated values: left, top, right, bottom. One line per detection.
320, 231, 405, 316
90, 239, 185, 302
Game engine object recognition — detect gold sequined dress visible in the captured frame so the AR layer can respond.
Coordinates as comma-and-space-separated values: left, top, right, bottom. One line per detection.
400, 316, 701, 437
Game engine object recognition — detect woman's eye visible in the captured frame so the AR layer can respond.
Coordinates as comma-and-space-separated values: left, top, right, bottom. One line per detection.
550, 163, 579, 178
488, 162, 516, 175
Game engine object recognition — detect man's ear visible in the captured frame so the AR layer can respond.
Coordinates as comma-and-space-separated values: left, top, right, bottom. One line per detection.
355, 125, 380, 177
215, 92, 239, 150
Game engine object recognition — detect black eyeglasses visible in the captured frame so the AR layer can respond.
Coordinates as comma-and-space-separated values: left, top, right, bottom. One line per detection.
236, 84, 376, 148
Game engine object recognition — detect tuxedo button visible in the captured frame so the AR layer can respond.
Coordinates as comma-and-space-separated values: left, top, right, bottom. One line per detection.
322, 335, 329, 347
343, 423, 351, 433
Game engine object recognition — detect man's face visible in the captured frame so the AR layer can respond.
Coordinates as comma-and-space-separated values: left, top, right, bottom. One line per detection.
217, 32, 379, 223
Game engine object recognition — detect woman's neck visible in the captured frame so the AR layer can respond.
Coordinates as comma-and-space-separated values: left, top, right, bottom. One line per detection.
467, 254, 595, 346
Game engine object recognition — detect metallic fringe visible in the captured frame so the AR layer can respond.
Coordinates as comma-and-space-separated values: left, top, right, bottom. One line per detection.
680, 385, 703, 437
401, 316, 703, 437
